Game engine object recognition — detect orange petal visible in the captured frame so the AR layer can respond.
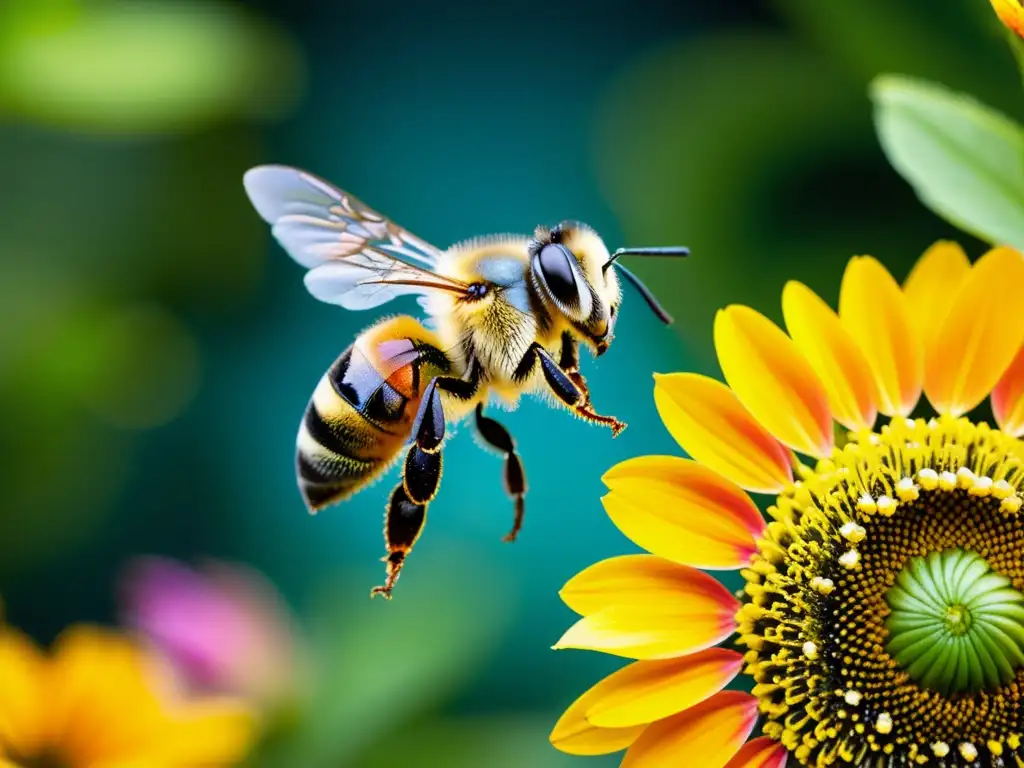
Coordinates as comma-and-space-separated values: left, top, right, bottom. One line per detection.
555, 556, 738, 659
584, 649, 744, 728
654, 373, 792, 494
903, 241, 970, 357
602, 456, 763, 570
781, 281, 877, 431
550, 688, 645, 756
924, 247, 1024, 416
993, 344, 1024, 437
714, 305, 833, 457
724, 736, 789, 768
839, 256, 923, 416
621, 691, 759, 768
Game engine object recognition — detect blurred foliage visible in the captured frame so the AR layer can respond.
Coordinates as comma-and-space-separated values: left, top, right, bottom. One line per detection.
873, 76, 1024, 251
593, 0, 1017, 366
250, 552, 516, 767
0, 0, 304, 134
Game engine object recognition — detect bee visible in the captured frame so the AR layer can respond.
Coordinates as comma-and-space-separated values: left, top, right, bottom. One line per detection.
243, 165, 688, 598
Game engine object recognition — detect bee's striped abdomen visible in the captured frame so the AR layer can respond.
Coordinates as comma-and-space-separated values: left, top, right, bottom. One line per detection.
295, 318, 447, 512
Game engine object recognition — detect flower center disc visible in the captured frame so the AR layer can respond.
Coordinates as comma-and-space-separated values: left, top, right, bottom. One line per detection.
884, 549, 1024, 694
737, 417, 1024, 766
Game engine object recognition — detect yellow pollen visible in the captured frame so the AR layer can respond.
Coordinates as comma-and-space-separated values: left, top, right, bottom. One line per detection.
917, 468, 939, 490
959, 742, 978, 761
857, 494, 876, 514
1003, 495, 1023, 513
994, 479, 1014, 499
876, 713, 893, 735
810, 576, 834, 595
838, 550, 860, 569
970, 476, 994, 497
876, 495, 897, 516
931, 742, 950, 757
844, 690, 862, 706
939, 471, 958, 491
840, 522, 866, 544
957, 466, 976, 489
896, 477, 919, 501
802, 641, 819, 660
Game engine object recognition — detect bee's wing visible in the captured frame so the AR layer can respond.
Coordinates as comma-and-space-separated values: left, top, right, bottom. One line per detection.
244, 165, 471, 311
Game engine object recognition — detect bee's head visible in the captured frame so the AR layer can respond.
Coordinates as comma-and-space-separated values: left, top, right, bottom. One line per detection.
528, 222, 687, 356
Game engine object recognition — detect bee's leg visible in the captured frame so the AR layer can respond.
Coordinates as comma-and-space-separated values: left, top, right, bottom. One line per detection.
371, 486, 427, 600
371, 368, 479, 599
559, 333, 592, 404
535, 340, 625, 436
474, 403, 527, 543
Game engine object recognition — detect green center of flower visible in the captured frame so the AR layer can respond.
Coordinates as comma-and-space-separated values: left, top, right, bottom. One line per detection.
884, 548, 1024, 694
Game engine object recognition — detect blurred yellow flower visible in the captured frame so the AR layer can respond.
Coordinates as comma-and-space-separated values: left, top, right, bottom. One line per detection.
551, 243, 1024, 767
990, 0, 1024, 38
0, 626, 254, 767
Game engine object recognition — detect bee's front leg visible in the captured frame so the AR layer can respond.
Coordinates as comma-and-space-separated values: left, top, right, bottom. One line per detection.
557, 335, 626, 437
521, 342, 626, 437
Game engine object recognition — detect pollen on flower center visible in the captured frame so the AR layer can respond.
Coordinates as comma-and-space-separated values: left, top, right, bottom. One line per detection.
738, 416, 1024, 766
943, 604, 969, 634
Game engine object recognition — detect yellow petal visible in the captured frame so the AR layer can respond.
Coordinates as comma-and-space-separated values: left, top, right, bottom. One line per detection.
714, 305, 833, 457
903, 241, 970, 358
993, 344, 1024, 437
991, 0, 1024, 37
924, 246, 1024, 415
724, 736, 790, 768
0, 630, 48, 759
555, 556, 738, 659
654, 373, 792, 494
602, 456, 763, 570
584, 649, 743, 728
781, 281, 877, 431
839, 256, 923, 416
151, 700, 256, 766
550, 688, 645, 756
559, 555, 738, 616
47, 626, 163, 762
621, 691, 759, 768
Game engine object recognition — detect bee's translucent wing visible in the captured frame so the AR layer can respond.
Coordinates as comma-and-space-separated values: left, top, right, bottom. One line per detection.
243, 165, 468, 311
302, 248, 472, 311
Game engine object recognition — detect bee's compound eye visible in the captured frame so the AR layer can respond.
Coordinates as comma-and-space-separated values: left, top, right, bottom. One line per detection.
536, 243, 580, 309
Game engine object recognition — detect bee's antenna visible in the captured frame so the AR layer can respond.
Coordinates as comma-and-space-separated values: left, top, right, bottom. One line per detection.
602, 246, 690, 275
603, 246, 689, 326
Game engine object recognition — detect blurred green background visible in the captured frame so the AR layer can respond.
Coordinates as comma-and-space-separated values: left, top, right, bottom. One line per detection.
0, 0, 1017, 765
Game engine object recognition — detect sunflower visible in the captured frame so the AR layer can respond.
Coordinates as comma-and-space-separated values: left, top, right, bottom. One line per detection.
0, 625, 254, 767
550, 243, 1024, 767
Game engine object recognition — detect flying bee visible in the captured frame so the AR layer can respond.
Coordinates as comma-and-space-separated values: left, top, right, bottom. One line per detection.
243, 165, 688, 599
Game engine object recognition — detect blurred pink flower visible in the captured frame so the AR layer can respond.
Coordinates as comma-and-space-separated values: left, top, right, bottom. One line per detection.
121, 556, 305, 711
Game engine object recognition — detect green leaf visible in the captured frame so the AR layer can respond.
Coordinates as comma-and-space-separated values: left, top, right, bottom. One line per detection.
0, 0, 304, 134
871, 75, 1024, 249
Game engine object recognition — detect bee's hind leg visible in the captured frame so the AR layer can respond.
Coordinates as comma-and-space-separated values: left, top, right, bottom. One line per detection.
371, 486, 427, 599
371, 370, 478, 599
474, 403, 527, 543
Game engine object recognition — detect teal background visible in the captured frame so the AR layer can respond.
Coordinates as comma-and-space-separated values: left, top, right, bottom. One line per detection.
0, 1, 1017, 765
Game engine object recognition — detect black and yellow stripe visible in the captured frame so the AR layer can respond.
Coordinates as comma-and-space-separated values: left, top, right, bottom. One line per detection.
294, 316, 451, 513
